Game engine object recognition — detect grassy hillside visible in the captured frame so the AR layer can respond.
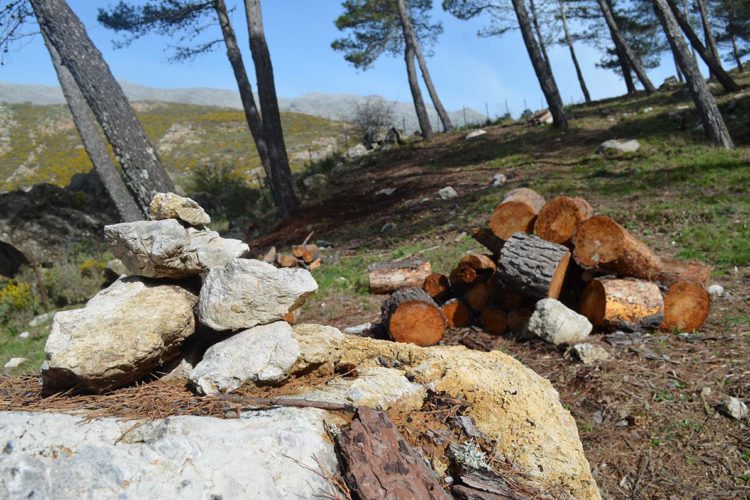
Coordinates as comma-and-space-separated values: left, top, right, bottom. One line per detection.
0, 101, 349, 192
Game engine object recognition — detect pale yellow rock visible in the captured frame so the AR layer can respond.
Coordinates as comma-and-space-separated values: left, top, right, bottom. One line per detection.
291, 323, 600, 500
149, 192, 211, 226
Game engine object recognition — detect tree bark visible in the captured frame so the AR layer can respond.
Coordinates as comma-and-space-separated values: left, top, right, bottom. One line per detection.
558, 0, 592, 103
664, 0, 739, 92
498, 232, 571, 300
396, 4, 433, 138
730, 34, 744, 72
616, 41, 637, 94
511, 0, 568, 128
529, 0, 551, 68
367, 257, 433, 294
244, 0, 301, 220
41, 30, 142, 222
674, 54, 684, 82
596, 0, 657, 93
29, 0, 174, 214
394, 0, 453, 132
695, 0, 721, 80
653, 0, 734, 148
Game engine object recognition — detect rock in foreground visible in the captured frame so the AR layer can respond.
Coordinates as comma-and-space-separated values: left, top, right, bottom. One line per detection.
42, 277, 197, 393
528, 298, 592, 345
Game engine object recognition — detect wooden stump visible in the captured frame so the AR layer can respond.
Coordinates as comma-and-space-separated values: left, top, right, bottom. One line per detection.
470, 226, 504, 257
368, 257, 432, 294
479, 307, 508, 335
498, 233, 571, 299
464, 281, 491, 312
579, 278, 664, 328
658, 258, 712, 288
423, 272, 451, 302
291, 244, 320, 264
662, 281, 710, 331
380, 287, 446, 346
449, 253, 496, 287
336, 408, 450, 500
442, 298, 471, 328
534, 195, 593, 244
489, 188, 545, 240
275, 253, 299, 268
574, 216, 662, 280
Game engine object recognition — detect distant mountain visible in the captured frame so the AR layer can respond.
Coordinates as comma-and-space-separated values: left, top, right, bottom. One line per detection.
0, 80, 486, 131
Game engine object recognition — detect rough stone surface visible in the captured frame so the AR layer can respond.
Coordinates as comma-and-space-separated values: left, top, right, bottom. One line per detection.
492, 173, 507, 187
42, 277, 197, 393
28, 312, 54, 328
719, 396, 748, 420
707, 284, 725, 297
438, 186, 458, 200
149, 192, 211, 226
104, 258, 129, 280
465, 129, 487, 139
597, 139, 640, 155
571, 343, 610, 365
0, 409, 338, 499
528, 299, 592, 346
291, 323, 601, 499
198, 258, 317, 331
190, 322, 300, 395
105, 219, 248, 279
3, 357, 26, 369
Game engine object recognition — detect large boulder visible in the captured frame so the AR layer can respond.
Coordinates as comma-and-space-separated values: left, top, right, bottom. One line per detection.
189, 321, 300, 395
149, 192, 211, 226
290, 323, 600, 498
104, 219, 248, 279
198, 258, 318, 331
0, 408, 338, 499
42, 277, 198, 393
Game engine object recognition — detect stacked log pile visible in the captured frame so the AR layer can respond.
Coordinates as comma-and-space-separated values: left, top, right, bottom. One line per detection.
373, 189, 713, 347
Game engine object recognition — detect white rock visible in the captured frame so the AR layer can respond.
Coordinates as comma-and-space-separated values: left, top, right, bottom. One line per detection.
492, 173, 507, 187
438, 186, 458, 200
198, 258, 318, 331
190, 322, 300, 395
707, 284, 724, 297
719, 396, 748, 420
149, 192, 211, 226
528, 299, 592, 346
105, 219, 248, 279
597, 139, 640, 154
0, 409, 338, 499
3, 357, 26, 369
42, 277, 198, 393
18, 331, 30, 339
303, 173, 329, 192
465, 129, 487, 140
347, 144, 369, 158
28, 312, 54, 327
343, 322, 375, 335
375, 187, 396, 196
571, 344, 610, 365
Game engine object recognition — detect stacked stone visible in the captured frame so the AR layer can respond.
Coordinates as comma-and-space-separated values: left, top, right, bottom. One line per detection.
41, 193, 318, 395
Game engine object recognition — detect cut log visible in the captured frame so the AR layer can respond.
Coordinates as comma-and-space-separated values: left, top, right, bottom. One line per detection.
291, 244, 320, 264
464, 281, 491, 312
579, 278, 664, 329
442, 298, 471, 328
336, 408, 450, 500
308, 258, 322, 271
492, 282, 526, 310
275, 253, 299, 268
380, 287, 446, 346
507, 308, 533, 335
662, 281, 710, 332
470, 226, 504, 257
423, 272, 451, 302
498, 232, 571, 300
534, 195, 593, 244
574, 216, 662, 280
489, 188, 545, 240
658, 257, 712, 288
449, 253, 497, 287
368, 257, 432, 294
479, 307, 508, 335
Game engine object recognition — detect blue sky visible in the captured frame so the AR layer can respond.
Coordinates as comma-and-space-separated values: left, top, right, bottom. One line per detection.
3, 0, 687, 116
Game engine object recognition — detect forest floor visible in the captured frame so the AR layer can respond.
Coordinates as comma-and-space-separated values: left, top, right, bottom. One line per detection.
248, 78, 750, 498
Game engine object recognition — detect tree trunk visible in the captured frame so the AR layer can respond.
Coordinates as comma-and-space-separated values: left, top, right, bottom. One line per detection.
731, 34, 744, 72
394, 0, 453, 132
41, 30, 142, 222
558, 0, 592, 103
29, 0, 174, 214
244, 0, 301, 220
664, 0, 739, 92
695, 0, 721, 80
529, 0, 551, 68
674, 54, 684, 82
653, 0, 734, 148
396, 7, 433, 138
511, 0, 568, 128
498, 232, 571, 299
380, 287, 446, 346
617, 42, 637, 94
597, 0, 657, 93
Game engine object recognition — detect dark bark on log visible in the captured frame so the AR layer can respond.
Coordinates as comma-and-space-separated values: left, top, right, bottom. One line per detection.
380, 287, 446, 346
244, 0, 301, 219
336, 408, 450, 500
511, 0, 568, 129
30, 0, 175, 214
664, 0, 739, 92
597, 0, 657, 93
653, 0, 734, 148
558, 0, 592, 103
499, 233, 571, 299
42, 31, 142, 222
396, 0, 433, 139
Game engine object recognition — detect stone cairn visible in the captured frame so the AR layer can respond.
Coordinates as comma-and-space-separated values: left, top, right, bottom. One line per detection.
41, 192, 318, 395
